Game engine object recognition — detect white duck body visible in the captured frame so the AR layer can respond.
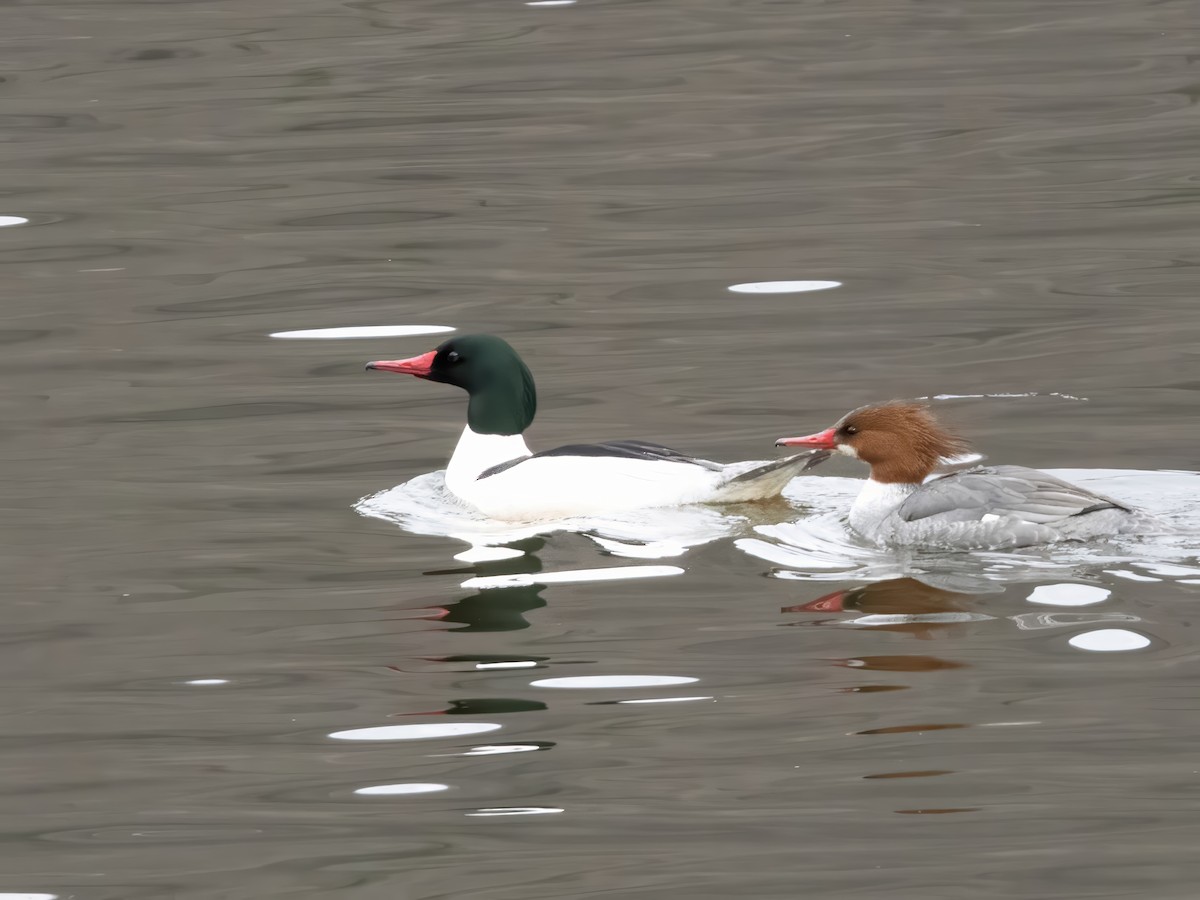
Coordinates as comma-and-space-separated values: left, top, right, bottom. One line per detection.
445, 426, 820, 521
367, 335, 825, 523
849, 465, 1157, 551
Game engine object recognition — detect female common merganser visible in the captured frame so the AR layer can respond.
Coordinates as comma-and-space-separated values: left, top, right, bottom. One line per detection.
775, 402, 1155, 550
366, 334, 826, 521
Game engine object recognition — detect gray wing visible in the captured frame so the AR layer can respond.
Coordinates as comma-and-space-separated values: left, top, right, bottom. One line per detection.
897, 465, 1132, 525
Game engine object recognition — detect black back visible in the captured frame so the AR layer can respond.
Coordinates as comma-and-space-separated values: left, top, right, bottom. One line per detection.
477, 440, 720, 480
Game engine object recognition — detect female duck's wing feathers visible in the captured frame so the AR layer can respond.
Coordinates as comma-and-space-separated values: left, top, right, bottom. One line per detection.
897, 465, 1131, 526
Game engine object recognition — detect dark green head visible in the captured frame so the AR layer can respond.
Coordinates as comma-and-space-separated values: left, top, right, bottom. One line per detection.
366, 334, 537, 435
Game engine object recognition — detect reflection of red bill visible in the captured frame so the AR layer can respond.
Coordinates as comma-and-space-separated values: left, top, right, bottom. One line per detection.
782, 589, 847, 614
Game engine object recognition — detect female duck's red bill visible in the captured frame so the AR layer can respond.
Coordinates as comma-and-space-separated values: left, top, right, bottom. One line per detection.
775, 427, 837, 449
365, 350, 437, 376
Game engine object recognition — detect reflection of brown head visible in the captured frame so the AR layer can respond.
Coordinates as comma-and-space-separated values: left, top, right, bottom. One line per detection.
786, 577, 966, 614
777, 402, 971, 484
783, 577, 974, 641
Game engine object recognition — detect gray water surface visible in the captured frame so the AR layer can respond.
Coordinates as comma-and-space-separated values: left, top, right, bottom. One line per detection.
6, 0, 1200, 897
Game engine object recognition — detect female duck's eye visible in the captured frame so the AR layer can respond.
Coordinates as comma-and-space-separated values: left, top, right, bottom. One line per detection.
844, 425, 858, 435
446, 350, 461, 363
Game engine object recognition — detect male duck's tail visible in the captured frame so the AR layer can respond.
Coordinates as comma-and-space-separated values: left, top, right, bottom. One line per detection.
709, 451, 830, 503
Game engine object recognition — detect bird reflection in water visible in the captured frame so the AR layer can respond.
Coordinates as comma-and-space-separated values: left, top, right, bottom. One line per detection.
836, 655, 967, 673
782, 576, 995, 640
781, 578, 995, 812
436, 584, 548, 632
781, 577, 979, 694
410, 542, 550, 631
393, 698, 548, 717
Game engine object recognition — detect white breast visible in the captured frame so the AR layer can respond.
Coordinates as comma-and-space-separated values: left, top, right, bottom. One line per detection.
444, 427, 531, 498
848, 479, 919, 538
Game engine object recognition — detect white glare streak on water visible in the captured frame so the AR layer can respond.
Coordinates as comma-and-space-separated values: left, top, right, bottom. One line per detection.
269, 325, 454, 339
475, 661, 538, 670
727, 280, 841, 294
1027, 584, 1110, 607
1105, 570, 1162, 582
1068, 629, 1152, 652
354, 783, 450, 796
617, 696, 715, 704
463, 565, 684, 589
922, 392, 1088, 401
329, 723, 502, 741
1139, 562, 1200, 577
458, 745, 543, 756
531, 675, 698, 689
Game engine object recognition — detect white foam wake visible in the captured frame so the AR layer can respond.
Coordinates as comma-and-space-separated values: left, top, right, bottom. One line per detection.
355, 470, 748, 560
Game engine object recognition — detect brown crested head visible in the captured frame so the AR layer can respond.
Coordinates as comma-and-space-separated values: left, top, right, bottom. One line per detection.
776, 401, 971, 484
835, 402, 971, 482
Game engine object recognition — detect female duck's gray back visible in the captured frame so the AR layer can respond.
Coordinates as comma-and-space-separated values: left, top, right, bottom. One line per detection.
879, 465, 1161, 550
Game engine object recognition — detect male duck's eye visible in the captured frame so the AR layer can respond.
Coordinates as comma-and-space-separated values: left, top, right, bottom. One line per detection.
446, 350, 461, 363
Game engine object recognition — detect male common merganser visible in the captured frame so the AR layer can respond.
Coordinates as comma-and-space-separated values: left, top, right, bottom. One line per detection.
775, 402, 1155, 550
366, 334, 826, 521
